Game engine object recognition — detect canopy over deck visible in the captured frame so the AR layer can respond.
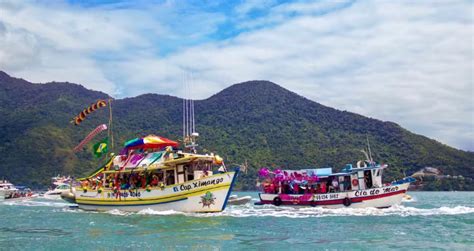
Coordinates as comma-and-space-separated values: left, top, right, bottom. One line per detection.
123, 135, 179, 151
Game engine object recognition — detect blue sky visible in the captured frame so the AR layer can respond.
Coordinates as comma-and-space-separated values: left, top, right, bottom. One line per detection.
0, 0, 473, 151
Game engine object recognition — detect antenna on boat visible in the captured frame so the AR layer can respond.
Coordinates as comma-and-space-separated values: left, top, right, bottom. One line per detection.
366, 135, 373, 164
182, 72, 199, 153
108, 98, 114, 153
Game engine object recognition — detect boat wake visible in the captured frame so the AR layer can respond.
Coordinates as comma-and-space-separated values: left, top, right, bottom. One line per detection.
2, 199, 74, 208
10, 198, 471, 218
96, 204, 474, 218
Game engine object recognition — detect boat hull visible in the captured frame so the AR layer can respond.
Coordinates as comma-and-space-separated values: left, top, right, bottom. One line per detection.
72, 171, 238, 213
258, 182, 410, 208
0, 190, 5, 202
44, 189, 70, 200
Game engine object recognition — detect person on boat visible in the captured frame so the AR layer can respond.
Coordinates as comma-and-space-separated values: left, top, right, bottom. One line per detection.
343, 176, 351, 191
304, 184, 311, 194
151, 174, 159, 187
81, 180, 89, 189
269, 182, 276, 194
164, 146, 174, 160
331, 178, 339, 192
320, 182, 327, 193
128, 175, 136, 189
140, 173, 147, 189
120, 177, 128, 190
292, 182, 299, 194
310, 184, 316, 194
364, 172, 373, 188
262, 179, 271, 193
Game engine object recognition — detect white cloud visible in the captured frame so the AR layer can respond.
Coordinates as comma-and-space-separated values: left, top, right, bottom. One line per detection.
0, 0, 472, 151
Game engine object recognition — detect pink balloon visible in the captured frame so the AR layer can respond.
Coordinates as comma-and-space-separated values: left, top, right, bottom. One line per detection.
258, 168, 270, 178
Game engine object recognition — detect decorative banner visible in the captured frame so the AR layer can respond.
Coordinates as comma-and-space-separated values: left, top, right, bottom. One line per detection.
73, 124, 108, 152
72, 100, 107, 126
93, 137, 109, 158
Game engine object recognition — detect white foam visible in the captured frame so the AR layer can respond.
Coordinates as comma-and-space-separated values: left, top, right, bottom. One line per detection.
136, 208, 185, 216
106, 204, 471, 218
2, 199, 75, 208
178, 204, 474, 218
402, 197, 416, 203
10, 197, 473, 218
106, 209, 131, 216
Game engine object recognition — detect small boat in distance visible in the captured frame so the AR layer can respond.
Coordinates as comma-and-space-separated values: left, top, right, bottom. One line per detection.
44, 176, 73, 200
0, 180, 18, 199
0, 180, 38, 201
44, 183, 71, 200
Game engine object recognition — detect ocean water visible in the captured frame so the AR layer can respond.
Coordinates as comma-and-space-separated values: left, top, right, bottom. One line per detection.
0, 192, 473, 250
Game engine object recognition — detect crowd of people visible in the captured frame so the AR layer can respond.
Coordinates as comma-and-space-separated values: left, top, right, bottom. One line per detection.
81, 171, 171, 192
258, 168, 352, 194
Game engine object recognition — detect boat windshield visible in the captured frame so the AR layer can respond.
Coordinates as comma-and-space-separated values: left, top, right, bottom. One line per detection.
56, 185, 70, 190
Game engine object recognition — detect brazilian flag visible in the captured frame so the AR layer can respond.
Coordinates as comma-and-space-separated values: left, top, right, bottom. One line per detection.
93, 137, 108, 158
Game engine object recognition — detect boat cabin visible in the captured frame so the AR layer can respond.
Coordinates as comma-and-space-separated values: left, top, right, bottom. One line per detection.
0, 180, 16, 191
80, 149, 225, 192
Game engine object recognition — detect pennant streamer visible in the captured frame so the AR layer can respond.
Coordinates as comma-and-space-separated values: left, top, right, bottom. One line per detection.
73, 124, 108, 152
72, 100, 107, 126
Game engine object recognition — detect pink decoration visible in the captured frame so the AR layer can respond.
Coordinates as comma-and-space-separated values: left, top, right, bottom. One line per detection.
73, 124, 108, 152
258, 168, 270, 178
130, 154, 145, 165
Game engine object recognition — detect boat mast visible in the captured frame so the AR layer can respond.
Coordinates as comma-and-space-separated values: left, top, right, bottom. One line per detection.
108, 98, 114, 153
183, 73, 198, 152
366, 135, 373, 164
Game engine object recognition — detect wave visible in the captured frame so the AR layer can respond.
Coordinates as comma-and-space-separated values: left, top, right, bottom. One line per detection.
9, 197, 472, 218
98, 204, 474, 218
2, 199, 75, 208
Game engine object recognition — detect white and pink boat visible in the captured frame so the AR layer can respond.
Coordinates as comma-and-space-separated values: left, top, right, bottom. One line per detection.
255, 160, 415, 208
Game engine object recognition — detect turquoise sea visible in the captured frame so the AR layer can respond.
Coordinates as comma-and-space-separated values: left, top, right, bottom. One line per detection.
1, 192, 473, 250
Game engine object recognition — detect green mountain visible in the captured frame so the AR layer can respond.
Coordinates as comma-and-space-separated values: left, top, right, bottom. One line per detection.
1, 71, 473, 190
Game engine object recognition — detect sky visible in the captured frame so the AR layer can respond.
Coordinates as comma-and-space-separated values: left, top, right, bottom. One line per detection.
0, 0, 473, 151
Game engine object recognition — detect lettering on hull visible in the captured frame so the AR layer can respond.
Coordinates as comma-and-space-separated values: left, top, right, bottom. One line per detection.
174, 177, 225, 192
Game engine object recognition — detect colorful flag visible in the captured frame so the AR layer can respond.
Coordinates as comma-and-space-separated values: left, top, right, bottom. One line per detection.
72, 100, 108, 126
93, 137, 108, 158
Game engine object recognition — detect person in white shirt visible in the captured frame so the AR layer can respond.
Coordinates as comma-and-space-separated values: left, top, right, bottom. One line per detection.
331, 178, 339, 192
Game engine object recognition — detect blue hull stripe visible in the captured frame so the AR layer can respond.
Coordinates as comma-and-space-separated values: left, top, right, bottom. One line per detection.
221, 168, 240, 211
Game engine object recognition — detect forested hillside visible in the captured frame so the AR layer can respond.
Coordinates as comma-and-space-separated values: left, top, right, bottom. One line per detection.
1, 71, 473, 190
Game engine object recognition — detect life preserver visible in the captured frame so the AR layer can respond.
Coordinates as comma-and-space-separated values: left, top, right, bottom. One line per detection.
273, 197, 283, 206
352, 179, 359, 186
343, 197, 352, 207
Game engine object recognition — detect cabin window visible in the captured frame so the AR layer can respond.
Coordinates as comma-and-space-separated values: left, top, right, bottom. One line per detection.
186, 165, 194, 181
165, 170, 176, 185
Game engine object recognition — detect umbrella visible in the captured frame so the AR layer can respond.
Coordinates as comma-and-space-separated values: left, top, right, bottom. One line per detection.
124, 135, 178, 150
